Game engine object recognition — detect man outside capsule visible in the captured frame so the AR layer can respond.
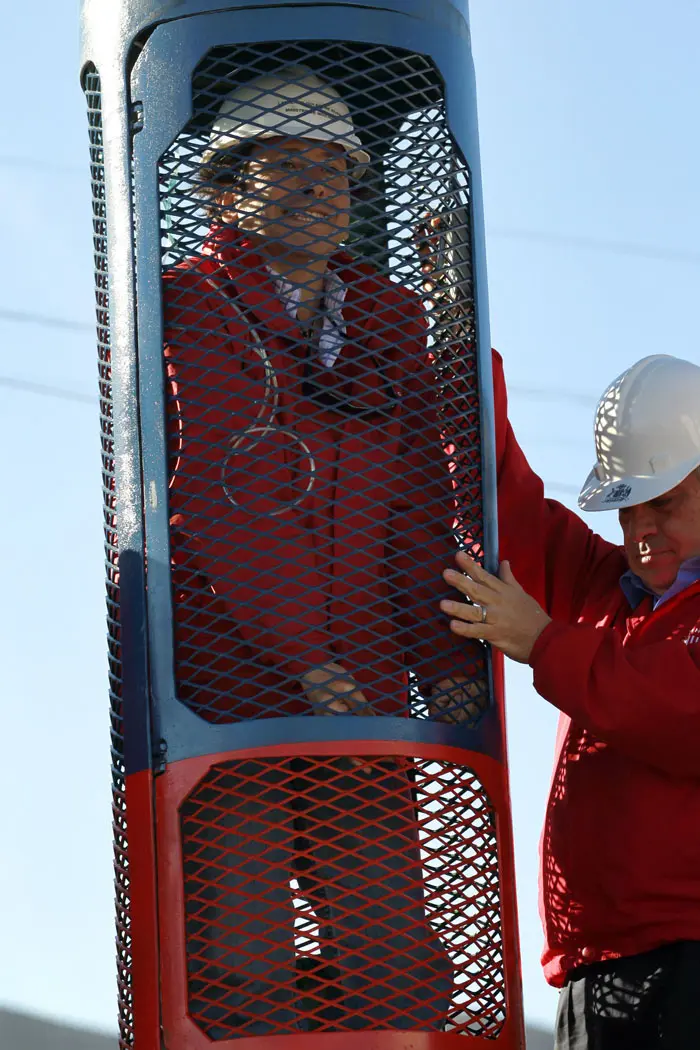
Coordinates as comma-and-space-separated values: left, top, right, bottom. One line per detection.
164, 65, 482, 1035
443, 351, 700, 1049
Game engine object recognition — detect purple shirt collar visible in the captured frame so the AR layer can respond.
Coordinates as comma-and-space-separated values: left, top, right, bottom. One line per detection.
620, 554, 700, 610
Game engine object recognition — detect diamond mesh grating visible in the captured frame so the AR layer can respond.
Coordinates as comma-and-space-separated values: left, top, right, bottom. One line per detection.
84, 67, 133, 1049
182, 756, 504, 1038
160, 42, 487, 726
150, 40, 503, 1036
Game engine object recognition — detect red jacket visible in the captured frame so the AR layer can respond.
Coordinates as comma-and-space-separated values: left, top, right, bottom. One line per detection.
163, 226, 481, 720
493, 350, 700, 985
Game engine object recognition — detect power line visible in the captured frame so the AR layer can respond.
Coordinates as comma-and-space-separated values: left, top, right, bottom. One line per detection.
0, 370, 582, 498
544, 481, 580, 497
0, 308, 600, 406
0, 153, 698, 269
0, 154, 85, 177
0, 306, 602, 408
509, 383, 595, 407
0, 153, 664, 501
488, 226, 700, 268
1, 369, 594, 422
0, 375, 95, 406
0, 308, 92, 333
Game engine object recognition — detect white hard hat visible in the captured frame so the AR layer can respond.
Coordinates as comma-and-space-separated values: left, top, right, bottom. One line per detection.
208, 64, 370, 176
578, 354, 700, 512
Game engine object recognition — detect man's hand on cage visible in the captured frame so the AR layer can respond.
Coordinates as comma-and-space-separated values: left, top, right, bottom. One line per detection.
302, 661, 374, 716
441, 552, 551, 664
430, 674, 486, 723
415, 211, 448, 299
302, 662, 376, 772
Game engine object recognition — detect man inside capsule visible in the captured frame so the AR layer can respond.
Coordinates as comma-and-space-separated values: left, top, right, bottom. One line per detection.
162, 64, 481, 1035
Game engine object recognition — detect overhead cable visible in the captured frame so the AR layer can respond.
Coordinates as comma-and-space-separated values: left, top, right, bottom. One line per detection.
0, 371, 584, 499
0, 375, 95, 406
0, 154, 698, 268
0, 306, 601, 407
0, 308, 93, 333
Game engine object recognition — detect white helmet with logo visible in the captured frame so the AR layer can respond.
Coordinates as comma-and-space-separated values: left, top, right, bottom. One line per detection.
208, 64, 370, 176
579, 354, 700, 512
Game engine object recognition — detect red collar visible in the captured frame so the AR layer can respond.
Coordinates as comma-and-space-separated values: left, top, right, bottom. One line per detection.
632, 579, 700, 643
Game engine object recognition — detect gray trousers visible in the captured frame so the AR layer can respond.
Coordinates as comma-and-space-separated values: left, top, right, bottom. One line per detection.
186, 758, 453, 1037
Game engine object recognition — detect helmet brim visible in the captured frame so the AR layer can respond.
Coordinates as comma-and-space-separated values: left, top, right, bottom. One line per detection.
578, 457, 700, 512
206, 127, 370, 178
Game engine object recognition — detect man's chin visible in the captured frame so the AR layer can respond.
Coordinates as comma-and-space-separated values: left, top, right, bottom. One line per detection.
634, 566, 679, 597
240, 224, 348, 261
281, 229, 343, 251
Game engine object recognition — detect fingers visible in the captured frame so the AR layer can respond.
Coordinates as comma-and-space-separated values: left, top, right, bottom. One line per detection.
430, 690, 483, 724
457, 553, 519, 590
440, 598, 481, 622
430, 698, 471, 724
443, 568, 491, 605
352, 695, 376, 717
444, 555, 518, 606
448, 618, 495, 641
323, 692, 374, 717
455, 551, 493, 582
302, 663, 374, 715
435, 675, 483, 699
498, 559, 518, 586
319, 697, 374, 772
324, 696, 352, 715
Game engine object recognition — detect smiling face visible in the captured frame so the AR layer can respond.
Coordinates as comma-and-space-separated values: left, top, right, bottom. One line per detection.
619, 469, 700, 594
217, 137, 351, 259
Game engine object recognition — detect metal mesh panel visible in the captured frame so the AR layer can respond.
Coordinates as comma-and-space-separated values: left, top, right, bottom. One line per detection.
160, 42, 487, 726
84, 67, 133, 1049
182, 756, 504, 1038
154, 40, 502, 1037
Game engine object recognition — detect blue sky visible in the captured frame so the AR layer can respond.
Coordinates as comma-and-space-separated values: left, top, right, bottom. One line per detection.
0, 0, 698, 1035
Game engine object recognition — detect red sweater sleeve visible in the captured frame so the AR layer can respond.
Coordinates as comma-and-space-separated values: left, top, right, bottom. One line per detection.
492, 350, 624, 621
530, 620, 700, 777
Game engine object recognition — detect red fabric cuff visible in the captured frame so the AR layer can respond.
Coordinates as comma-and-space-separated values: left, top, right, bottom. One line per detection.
528, 618, 569, 670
